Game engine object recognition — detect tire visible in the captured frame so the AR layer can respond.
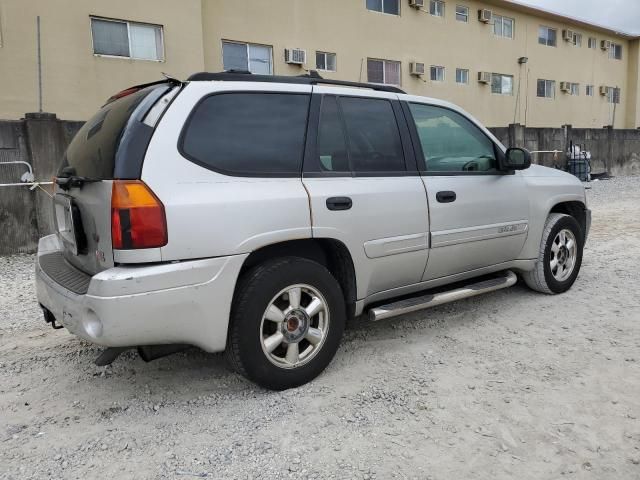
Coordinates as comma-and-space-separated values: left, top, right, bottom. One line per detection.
226, 256, 346, 390
522, 213, 584, 294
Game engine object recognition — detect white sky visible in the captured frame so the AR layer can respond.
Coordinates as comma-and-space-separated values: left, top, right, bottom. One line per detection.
515, 0, 640, 34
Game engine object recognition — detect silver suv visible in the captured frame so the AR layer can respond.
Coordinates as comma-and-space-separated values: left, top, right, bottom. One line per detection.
36, 72, 590, 390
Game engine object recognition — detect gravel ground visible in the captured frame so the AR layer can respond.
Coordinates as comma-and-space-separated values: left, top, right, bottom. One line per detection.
1, 176, 640, 480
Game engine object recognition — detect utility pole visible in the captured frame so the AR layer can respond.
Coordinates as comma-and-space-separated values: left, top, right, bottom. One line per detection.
37, 16, 43, 113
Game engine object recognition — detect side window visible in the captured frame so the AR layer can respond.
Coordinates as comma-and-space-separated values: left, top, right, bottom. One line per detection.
181, 93, 310, 175
317, 96, 349, 172
409, 103, 497, 173
339, 97, 405, 173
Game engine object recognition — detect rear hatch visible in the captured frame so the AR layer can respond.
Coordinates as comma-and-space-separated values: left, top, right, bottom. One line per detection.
54, 82, 179, 276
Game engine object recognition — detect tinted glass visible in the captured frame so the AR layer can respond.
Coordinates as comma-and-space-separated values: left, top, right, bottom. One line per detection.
409, 104, 497, 172
182, 93, 310, 175
366, 0, 383, 12
91, 19, 129, 57
62, 86, 161, 179
367, 59, 384, 83
317, 97, 349, 172
340, 97, 405, 173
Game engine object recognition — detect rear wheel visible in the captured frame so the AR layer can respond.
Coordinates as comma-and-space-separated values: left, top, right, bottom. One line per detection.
523, 213, 584, 294
227, 257, 345, 390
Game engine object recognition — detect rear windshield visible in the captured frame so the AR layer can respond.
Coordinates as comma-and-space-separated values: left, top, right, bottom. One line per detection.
61, 84, 169, 179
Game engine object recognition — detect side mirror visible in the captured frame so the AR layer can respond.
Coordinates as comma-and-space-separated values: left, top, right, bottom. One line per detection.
502, 147, 531, 171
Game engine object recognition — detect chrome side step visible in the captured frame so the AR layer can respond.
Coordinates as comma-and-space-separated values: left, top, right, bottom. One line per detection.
368, 270, 518, 322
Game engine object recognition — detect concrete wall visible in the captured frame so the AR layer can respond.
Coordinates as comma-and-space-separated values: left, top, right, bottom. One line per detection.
0, 115, 82, 255
489, 124, 640, 176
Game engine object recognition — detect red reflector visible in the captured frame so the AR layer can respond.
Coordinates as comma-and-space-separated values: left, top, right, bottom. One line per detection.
106, 87, 141, 104
111, 181, 167, 250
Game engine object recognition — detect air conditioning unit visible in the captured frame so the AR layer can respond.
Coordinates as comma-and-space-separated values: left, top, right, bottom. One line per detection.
478, 9, 493, 23
478, 71, 491, 84
284, 48, 306, 65
599, 85, 609, 96
409, 0, 425, 8
601, 40, 611, 51
563, 29, 574, 42
560, 82, 571, 92
410, 62, 425, 76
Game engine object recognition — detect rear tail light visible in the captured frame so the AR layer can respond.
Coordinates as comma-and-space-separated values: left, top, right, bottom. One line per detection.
111, 181, 167, 249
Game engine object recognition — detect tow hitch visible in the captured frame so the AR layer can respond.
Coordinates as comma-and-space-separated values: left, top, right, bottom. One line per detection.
41, 306, 64, 330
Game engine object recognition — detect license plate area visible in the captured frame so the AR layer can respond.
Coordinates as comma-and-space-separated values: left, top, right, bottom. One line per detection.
54, 194, 86, 255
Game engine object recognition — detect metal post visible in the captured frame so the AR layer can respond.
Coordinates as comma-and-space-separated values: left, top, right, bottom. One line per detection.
37, 16, 43, 113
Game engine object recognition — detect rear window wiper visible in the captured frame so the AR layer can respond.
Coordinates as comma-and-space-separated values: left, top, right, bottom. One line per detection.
55, 167, 101, 190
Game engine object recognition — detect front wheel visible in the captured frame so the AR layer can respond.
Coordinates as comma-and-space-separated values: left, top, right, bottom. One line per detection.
226, 257, 346, 390
522, 213, 584, 294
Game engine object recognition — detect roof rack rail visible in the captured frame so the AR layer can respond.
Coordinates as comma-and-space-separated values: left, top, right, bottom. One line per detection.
186, 70, 406, 94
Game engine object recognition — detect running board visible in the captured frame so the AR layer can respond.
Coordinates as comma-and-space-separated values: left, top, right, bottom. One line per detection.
368, 270, 518, 322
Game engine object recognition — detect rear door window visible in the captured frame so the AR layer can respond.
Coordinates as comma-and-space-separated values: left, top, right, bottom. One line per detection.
313, 95, 406, 174
340, 97, 405, 173
181, 93, 311, 176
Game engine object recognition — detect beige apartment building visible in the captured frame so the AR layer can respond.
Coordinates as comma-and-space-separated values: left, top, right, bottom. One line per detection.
0, 0, 639, 128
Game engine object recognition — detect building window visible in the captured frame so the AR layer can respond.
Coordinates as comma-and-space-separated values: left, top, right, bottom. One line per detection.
569, 83, 580, 95
586, 85, 594, 96
430, 66, 445, 82
455, 5, 469, 22
491, 74, 513, 95
222, 41, 273, 75
493, 15, 514, 39
90, 17, 164, 61
367, 58, 401, 85
538, 26, 557, 47
606, 87, 621, 104
430, 0, 445, 17
456, 68, 469, 84
537, 79, 556, 98
366, 0, 399, 15
588, 37, 597, 49
572, 33, 582, 47
316, 51, 336, 71
609, 43, 623, 60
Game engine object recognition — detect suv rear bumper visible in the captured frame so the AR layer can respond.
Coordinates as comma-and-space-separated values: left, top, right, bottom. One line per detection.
35, 235, 247, 352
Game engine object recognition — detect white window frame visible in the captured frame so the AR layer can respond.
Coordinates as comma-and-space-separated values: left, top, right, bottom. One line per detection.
537, 79, 556, 99
430, 0, 445, 17
430, 65, 445, 82
569, 83, 580, 96
455, 68, 469, 84
221, 40, 274, 75
538, 26, 557, 47
493, 15, 514, 39
90, 16, 165, 62
606, 87, 621, 104
365, 0, 400, 16
491, 73, 513, 95
588, 37, 597, 49
367, 58, 402, 86
572, 33, 582, 47
586, 85, 594, 96
455, 5, 469, 22
316, 51, 337, 72
609, 43, 623, 60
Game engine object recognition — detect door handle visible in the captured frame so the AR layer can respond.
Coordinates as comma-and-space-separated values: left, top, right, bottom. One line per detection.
326, 196, 353, 211
436, 191, 456, 203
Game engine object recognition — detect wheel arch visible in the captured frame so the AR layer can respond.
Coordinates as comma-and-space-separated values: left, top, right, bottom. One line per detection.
549, 201, 587, 239
239, 238, 357, 318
